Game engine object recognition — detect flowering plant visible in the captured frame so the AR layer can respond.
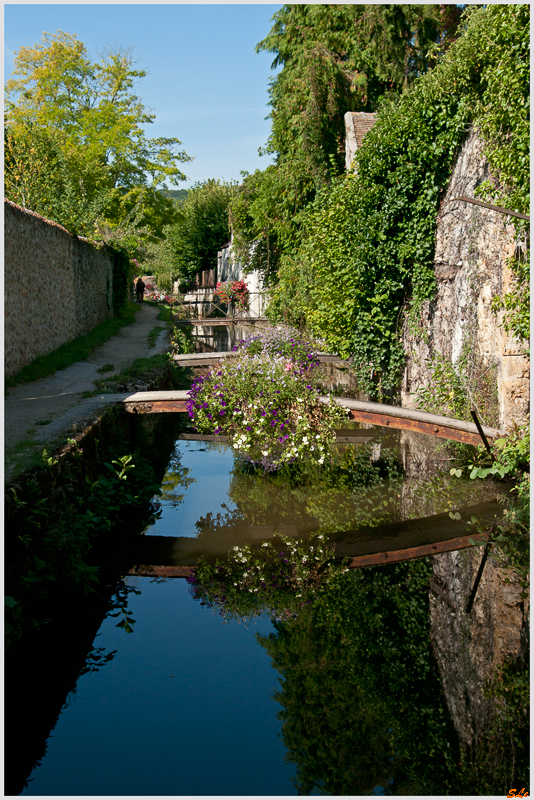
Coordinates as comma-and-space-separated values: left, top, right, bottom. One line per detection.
214, 279, 249, 308
186, 325, 347, 470
146, 291, 173, 304
187, 533, 347, 622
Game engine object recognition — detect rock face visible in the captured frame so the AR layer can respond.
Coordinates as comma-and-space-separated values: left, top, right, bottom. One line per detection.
401, 128, 529, 430
430, 548, 528, 749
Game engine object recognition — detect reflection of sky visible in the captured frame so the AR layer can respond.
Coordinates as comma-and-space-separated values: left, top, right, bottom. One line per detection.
146, 440, 237, 537
21, 579, 295, 796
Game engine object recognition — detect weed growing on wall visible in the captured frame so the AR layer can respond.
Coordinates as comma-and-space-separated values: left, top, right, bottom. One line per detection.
414, 344, 500, 427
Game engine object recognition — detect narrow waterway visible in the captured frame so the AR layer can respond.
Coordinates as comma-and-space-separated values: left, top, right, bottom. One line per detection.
7, 425, 510, 796
6, 326, 526, 795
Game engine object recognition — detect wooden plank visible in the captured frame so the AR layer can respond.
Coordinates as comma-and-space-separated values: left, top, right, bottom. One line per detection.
123, 498, 505, 578
345, 409, 483, 446
118, 390, 503, 445
125, 533, 487, 578
346, 532, 487, 567
322, 396, 503, 443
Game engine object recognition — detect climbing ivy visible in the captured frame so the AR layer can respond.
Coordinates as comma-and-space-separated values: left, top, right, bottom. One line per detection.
109, 245, 132, 314
268, 5, 529, 395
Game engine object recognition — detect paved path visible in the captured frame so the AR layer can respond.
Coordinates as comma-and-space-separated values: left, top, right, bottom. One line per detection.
4, 303, 169, 480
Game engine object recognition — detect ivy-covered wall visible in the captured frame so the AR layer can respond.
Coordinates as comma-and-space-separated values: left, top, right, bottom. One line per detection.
5, 199, 114, 376
401, 129, 530, 430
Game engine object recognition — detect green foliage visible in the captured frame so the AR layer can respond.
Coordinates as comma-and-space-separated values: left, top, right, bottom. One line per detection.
451, 424, 529, 482
256, 560, 463, 795
268, 5, 529, 393
142, 179, 237, 287
170, 326, 195, 355
231, 5, 463, 282
451, 424, 529, 584
415, 342, 500, 426
491, 251, 530, 347
4, 30, 191, 245
110, 246, 132, 313
4, 409, 175, 651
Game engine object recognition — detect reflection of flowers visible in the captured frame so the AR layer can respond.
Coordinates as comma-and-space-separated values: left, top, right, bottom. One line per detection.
188, 533, 347, 622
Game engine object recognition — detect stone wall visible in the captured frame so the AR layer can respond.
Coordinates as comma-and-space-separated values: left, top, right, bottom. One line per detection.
430, 548, 528, 749
400, 128, 529, 430
5, 200, 113, 377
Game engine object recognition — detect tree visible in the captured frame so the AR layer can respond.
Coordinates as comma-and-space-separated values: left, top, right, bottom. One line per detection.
4, 31, 191, 246
230, 4, 463, 278
140, 179, 237, 289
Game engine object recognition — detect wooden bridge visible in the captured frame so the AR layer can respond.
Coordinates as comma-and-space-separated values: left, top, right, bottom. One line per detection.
118, 388, 503, 448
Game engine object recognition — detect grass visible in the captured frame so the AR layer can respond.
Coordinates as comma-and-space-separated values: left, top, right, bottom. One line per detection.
5, 433, 46, 480
96, 363, 115, 374
145, 300, 174, 324
5, 303, 140, 389
96, 353, 193, 391
147, 326, 167, 348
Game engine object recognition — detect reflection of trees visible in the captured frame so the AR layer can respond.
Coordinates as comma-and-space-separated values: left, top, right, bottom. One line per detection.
257, 561, 461, 795
195, 445, 404, 539
158, 448, 196, 508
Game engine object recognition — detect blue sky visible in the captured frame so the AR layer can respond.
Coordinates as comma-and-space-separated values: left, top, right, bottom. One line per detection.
4, 3, 282, 188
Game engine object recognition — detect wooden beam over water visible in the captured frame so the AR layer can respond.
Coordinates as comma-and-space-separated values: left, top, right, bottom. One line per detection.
118, 390, 503, 445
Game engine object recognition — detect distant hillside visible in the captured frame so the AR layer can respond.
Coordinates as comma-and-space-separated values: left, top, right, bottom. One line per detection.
160, 188, 189, 205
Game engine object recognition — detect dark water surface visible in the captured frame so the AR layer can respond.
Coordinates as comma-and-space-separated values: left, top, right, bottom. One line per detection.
20, 578, 294, 796
9, 427, 512, 796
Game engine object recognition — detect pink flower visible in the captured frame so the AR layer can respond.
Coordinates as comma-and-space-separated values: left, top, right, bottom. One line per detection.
284, 363, 292, 372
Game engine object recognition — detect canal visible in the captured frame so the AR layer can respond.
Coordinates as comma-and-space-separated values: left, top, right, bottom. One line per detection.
5, 324, 528, 796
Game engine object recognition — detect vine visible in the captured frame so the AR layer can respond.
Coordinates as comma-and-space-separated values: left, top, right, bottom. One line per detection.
268, 5, 529, 395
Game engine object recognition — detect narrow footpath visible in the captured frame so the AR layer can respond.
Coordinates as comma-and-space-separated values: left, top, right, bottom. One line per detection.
5, 303, 170, 481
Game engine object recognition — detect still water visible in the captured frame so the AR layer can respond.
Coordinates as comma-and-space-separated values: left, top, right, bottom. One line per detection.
21, 580, 294, 796
13, 433, 508, 795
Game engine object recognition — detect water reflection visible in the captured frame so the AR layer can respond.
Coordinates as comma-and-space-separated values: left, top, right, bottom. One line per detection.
141, 431, 504, 558
191, 323, 252, 352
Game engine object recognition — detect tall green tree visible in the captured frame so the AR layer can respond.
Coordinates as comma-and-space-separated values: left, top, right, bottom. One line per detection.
230, 4, 463, 277
141, 179, 237, 290
4, 31, 191, 246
